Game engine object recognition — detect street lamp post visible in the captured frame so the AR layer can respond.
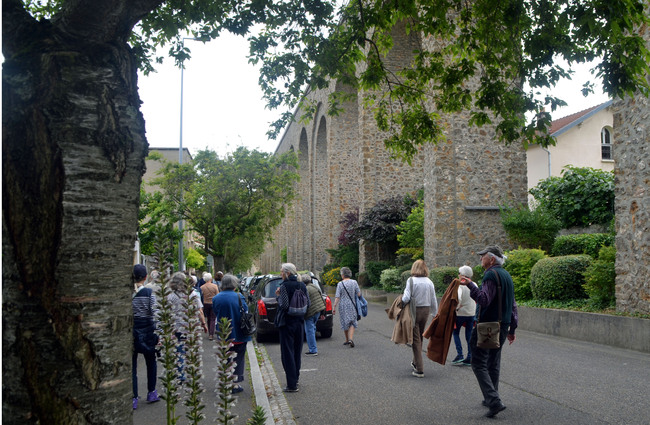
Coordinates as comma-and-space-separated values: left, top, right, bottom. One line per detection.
178, 37, 200, 272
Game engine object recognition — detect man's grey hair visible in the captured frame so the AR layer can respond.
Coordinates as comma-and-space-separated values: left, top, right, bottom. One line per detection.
221, 274, 238, 291
281, 263, 297, 276
204, 272, 213, 282
301, 273, 312, 284
487, 252, 507, 266
340, 267, 353, 278
170, 271, 188, 292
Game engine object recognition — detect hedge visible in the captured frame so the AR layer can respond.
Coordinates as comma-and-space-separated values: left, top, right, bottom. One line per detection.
504, 248, 547, 301
530, 255, 592, 300
366, 260, 393, 286
379, 268, 402, 291
429, 266, 458, 296
551, 233, 614, 258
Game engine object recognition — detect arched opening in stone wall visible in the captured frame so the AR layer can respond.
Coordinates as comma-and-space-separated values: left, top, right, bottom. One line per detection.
312, 114, 329, 271
298, 129, 310, 269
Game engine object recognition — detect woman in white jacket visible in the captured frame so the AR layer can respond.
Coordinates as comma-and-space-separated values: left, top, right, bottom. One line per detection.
452, 265, 477, 365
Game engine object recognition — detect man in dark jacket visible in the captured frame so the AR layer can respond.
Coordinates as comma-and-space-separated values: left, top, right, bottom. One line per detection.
275, 263, 309, 392
460, 245, 518, 418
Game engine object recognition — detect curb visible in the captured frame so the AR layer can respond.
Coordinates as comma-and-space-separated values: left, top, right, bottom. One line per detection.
248, 341, 296, 424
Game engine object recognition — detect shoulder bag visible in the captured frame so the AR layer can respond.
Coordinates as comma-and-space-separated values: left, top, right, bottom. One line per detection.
476, 270, 502, 349
238, 294, 257, 337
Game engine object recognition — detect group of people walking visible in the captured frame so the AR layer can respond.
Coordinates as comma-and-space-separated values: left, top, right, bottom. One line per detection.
131, 268, 253, 408
132, 243, 517, 419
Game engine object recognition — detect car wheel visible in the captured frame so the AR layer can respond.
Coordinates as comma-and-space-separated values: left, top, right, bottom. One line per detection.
319, 329, 333, 338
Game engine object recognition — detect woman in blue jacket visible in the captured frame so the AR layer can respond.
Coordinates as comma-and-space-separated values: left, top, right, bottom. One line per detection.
212, 273, 252, 393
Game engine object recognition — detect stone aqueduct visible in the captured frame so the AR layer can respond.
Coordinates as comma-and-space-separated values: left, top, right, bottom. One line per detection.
256, 20, 650, 314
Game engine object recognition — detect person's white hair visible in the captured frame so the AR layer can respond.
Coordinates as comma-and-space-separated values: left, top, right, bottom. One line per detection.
204, 273, 213, 282
486, 252, 507, 266
458, 265, 473, 278
281, 263, 297, 276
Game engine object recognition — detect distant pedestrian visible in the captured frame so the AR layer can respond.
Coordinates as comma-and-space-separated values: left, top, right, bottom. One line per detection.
302, 273, 326, 356
131, 265, 159, 410
452, 265, 477, 366
333, 267, 360, 347
212, 274, 252, 394
215, 271, 224, 289
274, 263, 308, 392
168, 271, 208, 381
459, 245, 518, 418
402, 259, 438, 378
201, 273, 220, 340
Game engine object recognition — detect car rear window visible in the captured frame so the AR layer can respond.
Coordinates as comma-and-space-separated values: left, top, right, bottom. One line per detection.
263, 279, 282, 297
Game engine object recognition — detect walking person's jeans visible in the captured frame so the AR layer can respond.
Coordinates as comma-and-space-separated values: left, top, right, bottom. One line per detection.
132, 350, 157, 398
453, 315, 475, 358
470, 322, 510, 407
304, 313, 320, 353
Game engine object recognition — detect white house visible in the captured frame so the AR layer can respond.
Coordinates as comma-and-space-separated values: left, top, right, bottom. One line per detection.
527, 100, 614, 196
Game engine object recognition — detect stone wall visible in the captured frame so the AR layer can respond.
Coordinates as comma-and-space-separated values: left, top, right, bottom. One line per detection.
612, 14, 650, 314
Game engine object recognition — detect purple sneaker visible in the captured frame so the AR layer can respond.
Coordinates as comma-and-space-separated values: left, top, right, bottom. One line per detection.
133, 397, 139, 410
146, 390, 160, 403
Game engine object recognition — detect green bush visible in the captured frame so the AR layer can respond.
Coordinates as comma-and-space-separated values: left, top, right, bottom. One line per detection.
400, 270, 412, 288
529, 165, 614, 228
380, 268, 402, 291
322, 263, 337, 276
429, 266, 458, 296
500, 204, 561, 253
366, 260, 393, 286
583, 245, 616, 308
530, 255, 592, 300
322, 267, 341, 287
551, 233, 614, 258
357, 271, 369, 287
503, 248, 547, 301
472, 265, 484, 283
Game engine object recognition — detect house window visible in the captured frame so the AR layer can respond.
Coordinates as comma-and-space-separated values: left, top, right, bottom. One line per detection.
601, 127, 612, 160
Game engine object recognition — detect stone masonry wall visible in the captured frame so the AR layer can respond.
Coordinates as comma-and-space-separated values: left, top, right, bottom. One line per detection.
612, 14, 650, 314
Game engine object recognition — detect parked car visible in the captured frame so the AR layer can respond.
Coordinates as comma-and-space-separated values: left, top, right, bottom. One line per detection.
252, 275, 333, 341
240, 275, 265, 299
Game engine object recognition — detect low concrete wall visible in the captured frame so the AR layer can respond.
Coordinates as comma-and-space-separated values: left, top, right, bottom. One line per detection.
361, 288, 650, 353
518, 306, 650, 353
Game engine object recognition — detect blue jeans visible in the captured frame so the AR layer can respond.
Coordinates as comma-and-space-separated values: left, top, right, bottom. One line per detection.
304, 313, 320, 353
453, 316, 475, 358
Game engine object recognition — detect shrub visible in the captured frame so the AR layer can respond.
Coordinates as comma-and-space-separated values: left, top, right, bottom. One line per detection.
380, 268, 402, 291
472, 265, 484, 283
530, 255, 592, 300
400, 270, 412, 288
503, 248, 547, 301
583, 245, 616, 308
366, 260, 393, 286
396, 199, 424, 260
357, 271, 369, 287
551, 233, 614, 258
322, 263, 337, 276
322, 267, 341, 287
325, 243, 359, 276
529, 165, 614, 228
500, 204, 561, 253
429, 266, 458, 296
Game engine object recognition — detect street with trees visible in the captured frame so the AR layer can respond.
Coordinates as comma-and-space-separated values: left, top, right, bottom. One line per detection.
3, 0, 649, 422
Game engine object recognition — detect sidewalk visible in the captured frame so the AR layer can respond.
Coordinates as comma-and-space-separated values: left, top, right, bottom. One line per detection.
133, 336, 296, 424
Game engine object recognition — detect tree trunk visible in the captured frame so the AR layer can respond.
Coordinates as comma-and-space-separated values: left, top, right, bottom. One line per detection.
3, 5, 148, 423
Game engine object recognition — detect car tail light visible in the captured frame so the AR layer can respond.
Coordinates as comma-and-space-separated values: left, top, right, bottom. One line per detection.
325, 295, 332, 312
257, 299, 267, 317
250, 289, 255, 296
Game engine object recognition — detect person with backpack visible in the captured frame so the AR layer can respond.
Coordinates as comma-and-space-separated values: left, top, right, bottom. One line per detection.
302, 273, 326, 356
274, 263, 309, 392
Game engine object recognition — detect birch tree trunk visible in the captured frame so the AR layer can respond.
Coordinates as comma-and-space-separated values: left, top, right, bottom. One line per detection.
2, 1, 159, 423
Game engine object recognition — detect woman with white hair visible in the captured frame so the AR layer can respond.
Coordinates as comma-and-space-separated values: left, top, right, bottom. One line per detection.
452, 265, 477, 365
333, 267, 361, 347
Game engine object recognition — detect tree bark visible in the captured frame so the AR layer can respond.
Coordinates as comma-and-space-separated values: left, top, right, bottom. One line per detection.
2, 1, 154, 423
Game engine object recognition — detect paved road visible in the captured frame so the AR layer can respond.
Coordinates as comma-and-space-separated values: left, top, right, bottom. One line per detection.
261, 301, 650, 425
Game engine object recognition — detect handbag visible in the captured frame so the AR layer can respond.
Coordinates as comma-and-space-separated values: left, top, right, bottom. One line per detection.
476, 271, 502, 349
238, 294, 257, 337
357, 294, 368, 317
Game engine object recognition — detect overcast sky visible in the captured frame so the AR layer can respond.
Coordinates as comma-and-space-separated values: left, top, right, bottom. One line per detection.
137, 35, 611, 158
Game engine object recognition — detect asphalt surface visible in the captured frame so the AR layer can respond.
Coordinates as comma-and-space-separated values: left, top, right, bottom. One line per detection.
134, 301, 650, 424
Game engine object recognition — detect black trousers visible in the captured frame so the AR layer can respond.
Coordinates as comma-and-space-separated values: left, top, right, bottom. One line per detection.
469, 323, 509, 407
278, 319, 304, 389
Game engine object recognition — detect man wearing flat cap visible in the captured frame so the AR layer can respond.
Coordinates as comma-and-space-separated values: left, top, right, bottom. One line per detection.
459, 245, 518, 418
